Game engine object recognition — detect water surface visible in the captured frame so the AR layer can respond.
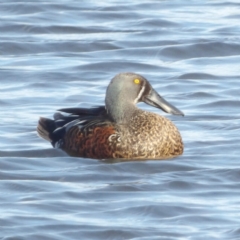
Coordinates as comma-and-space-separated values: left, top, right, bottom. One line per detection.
0, 1, 240, 239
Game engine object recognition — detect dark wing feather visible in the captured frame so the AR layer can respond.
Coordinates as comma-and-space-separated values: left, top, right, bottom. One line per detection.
58, 106, 106, 116
37, 106, 110, 147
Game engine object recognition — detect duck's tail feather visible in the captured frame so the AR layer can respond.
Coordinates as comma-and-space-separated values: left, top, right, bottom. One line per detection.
37, 117, 56, 143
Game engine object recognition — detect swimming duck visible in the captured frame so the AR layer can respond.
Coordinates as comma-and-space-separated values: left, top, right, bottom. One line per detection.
37, 72, 184, 159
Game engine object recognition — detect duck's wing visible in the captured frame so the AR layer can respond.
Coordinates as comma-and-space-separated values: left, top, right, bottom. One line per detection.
53, 106, 106, 127
37, 106, 111, 147
57, 106, 106, 116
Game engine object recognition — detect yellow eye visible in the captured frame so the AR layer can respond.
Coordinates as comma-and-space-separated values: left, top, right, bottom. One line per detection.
134, 79, 140, 84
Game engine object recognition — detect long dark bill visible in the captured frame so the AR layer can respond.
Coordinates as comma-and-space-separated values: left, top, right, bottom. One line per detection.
143, 88, 184, 116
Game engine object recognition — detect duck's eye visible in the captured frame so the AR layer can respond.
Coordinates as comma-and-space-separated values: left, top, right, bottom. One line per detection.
134, 79, 140, 84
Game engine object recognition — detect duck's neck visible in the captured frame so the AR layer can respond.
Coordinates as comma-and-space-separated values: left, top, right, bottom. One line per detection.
106, 98, 138, 123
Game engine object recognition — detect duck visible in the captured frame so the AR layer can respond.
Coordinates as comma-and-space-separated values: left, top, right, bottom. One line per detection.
37, 72, 184, 159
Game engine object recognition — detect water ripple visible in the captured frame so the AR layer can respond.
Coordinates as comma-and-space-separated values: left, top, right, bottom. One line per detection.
1, 1, 240, 240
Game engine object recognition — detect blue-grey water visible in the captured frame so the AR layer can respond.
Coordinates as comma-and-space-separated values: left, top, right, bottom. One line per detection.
1, 1, 240, 239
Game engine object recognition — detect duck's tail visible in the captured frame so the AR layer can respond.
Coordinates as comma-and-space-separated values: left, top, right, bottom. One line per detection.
37, 117, 56, 143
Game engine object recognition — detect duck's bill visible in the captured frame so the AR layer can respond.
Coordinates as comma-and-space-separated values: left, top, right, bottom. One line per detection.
143, 88, 184, 116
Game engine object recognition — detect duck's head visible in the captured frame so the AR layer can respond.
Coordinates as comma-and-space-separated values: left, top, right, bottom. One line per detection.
105, 72, 184, 122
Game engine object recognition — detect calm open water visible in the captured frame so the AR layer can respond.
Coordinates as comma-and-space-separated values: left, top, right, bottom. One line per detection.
1, 1, 240, 239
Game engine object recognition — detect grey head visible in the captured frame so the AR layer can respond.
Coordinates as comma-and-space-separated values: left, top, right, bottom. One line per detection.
105, 72, 184, 123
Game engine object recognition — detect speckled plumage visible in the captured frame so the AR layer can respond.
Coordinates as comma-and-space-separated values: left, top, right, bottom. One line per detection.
37, 72, 184, 160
